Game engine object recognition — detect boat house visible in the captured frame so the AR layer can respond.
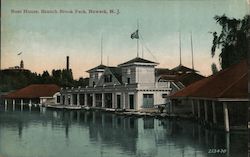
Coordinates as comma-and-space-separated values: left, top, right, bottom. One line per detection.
170, 60, 249, 132
60, 57, 204, 111
3, 84, 61, 110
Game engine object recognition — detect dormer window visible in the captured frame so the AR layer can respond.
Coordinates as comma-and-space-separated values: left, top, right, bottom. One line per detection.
95, 73, 98, 79
127, 68, 131, 75
127, 77, 130, 84
104, 74, 112, 83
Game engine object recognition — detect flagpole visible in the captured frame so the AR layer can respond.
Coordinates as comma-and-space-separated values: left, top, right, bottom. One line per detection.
101, 34, 103, 65
179, 31, 182, 65
190, 32, 194, 70
137, 20, 139, 57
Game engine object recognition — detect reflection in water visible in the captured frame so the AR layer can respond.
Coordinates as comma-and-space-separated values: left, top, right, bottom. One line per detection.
0, 108, 247, 157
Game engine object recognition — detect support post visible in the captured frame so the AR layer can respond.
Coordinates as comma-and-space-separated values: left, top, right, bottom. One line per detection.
212, 101, 217, 124
123, 93, 126, 109
12, 99, 15, 111
4, 99, 7, 111
70, 94, 73, 106
223, 102, 230, 132
29, 99, 32, 111
77, 94, 80, 106
60, 95, 63, 105
191, 99, 195, 115
112, 93, 115, 108
65, 95, 68, 105
204, 100, 208, 121
135, 93, 138, 110
101, 93, 105, 108
197, 100, 201, 118
21, 99, 23, 111
84, 94, 87, 106
92, 93, 96, 107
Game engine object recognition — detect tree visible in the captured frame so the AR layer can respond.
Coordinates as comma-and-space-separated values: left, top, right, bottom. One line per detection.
211, 14, 249, 69
211, 63, 218, 74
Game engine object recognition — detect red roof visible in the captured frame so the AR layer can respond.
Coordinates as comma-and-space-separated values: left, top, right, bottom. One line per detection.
170, 60, 248, 100
3, 84, 60, 99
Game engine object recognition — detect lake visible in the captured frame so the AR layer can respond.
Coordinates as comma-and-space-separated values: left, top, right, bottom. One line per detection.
0, 107, 247, 157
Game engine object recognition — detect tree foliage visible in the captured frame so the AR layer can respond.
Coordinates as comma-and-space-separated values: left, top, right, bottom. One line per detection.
211, 14, 249, 69
0, 69, 88, 92
211, 63, 218, 74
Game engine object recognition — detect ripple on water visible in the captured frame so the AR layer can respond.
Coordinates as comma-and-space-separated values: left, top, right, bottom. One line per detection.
0, 109, 247, 157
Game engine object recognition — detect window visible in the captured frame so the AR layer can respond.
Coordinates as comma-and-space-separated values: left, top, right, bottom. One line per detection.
143, 94, 154, 108
162, 94, 168, 98
56, 96, 60, 103
95, 73, 98, 79
104, 74, 112, 83
127, 68, 131, 74
127, 78, 130, 84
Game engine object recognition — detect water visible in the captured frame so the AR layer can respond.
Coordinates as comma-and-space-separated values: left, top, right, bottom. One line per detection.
0, 108, 247, 157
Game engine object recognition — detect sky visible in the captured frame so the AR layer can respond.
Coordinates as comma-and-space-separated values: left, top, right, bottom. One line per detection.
1, 0, 249, 79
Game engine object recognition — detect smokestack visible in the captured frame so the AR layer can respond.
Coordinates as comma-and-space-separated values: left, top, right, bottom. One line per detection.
66, 56, 69, 70
20, 60, 24, 69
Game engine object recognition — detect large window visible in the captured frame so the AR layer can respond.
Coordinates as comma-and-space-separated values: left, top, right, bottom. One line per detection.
143, 94, 154, 108
104, 74, 112, 83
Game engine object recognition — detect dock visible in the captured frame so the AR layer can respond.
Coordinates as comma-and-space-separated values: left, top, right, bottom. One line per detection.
45, 104, 184, 119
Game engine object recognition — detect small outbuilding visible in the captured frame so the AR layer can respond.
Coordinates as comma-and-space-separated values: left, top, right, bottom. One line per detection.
3, 84, 61, 110
169, 60, 249, 132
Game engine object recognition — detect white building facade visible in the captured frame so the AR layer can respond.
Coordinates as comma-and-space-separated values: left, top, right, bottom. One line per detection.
60, 57, 171, 111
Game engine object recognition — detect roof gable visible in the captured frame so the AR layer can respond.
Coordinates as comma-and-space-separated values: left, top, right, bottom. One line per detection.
108, 67, 122, 83
171, 64, 197, 74
86, 64, 107, 73
155, 68, 173, 76
118, 57, 158, 67
96, 67, 122, 86
159, 72, 205, 86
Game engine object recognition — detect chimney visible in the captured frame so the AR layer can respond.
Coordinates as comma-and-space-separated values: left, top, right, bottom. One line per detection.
66, 56, 69, 70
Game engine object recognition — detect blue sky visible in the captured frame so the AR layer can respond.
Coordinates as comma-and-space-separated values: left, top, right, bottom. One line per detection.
1, 0, 249, 78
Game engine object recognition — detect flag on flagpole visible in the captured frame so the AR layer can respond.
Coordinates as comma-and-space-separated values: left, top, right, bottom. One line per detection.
131, 30, 139, 39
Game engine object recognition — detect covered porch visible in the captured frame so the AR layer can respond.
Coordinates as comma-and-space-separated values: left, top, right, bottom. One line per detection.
170, 60, 249, 132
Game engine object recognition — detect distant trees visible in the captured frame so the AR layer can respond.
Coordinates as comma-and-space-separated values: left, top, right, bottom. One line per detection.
0, 69, 88, 92
211, 14, 249, 70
